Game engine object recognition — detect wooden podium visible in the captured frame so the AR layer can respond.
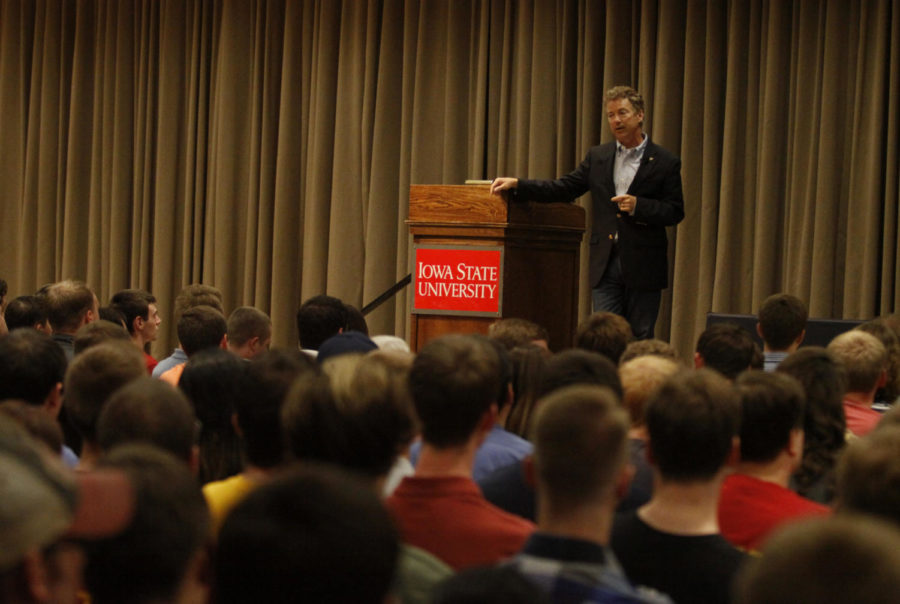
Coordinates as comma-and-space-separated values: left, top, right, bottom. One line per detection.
408, 184, 585, 352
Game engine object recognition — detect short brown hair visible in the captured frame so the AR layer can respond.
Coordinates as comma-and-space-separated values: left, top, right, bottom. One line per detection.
63, 341, 146, 442
173, 284, 224, 323
605, 85, 645, 116
533, 385, 629, 510
645, 369, 740, 482
43, 280, 96, 332
758, 293, 808, 350
837, 426, 900, 527
618, 339, 679, 365
488, 318, 548, 351
575, 312, 633, 364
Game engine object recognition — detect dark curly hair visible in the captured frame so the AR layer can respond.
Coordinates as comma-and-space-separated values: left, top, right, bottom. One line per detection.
777, 347, 847, 502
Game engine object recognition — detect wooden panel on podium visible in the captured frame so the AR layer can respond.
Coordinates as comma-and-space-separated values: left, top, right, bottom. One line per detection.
408, 184, 585, 352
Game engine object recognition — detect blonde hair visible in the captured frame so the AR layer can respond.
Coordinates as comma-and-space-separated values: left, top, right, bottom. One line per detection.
619, 355, 681, 426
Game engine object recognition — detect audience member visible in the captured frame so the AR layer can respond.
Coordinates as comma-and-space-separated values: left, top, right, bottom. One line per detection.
202, 349, 316, 533
282, 353, 451, 603
386, 334, 535, 569
42, 280, 100, 361
618, 338, 680, 365
504, 344, 550, 438
216, 465, 398, 604
73, 319, 131, 354
575, 311, 634, 364
0, 329, 74, 465
611, 369, 748, 604
159, 305, 227, 386
827, 329, 886, 436
372, 334, 412, 353
179, 349, 248, 484
63, 341, 146, 468
4, 295, 52, 333
694, 322, 757, 379
96, 378, 198, 469
855, 318, 900, 408
479, 349, 623, 522
226, 306, 272, 360
618, 354, 681, 512
98, 305, 127, 328
296, 294, 347, 356
109, 289, 162, 373
316, 330, 378, 364
777, 347, 847, 503
835, 425, 900, 527
153, 283, 224, 377
410, 338, 533, 482
0, 416, 134, 604
488, 317, 550, 351
509, 385, 672, 603
718, 372, 829, 551
0, 399, 64, 457
756, 293, 808, 371
344, 303, 369, 335
734, 516, 900, 604
84, 445, 209, 604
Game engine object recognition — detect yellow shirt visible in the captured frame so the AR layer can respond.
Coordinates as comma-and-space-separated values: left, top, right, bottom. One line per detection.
203, 473, 258, 535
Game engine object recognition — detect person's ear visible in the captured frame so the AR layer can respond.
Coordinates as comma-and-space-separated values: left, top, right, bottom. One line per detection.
693, 351, 705, 369
522, 455, 536, 488
615, 464, 635, 500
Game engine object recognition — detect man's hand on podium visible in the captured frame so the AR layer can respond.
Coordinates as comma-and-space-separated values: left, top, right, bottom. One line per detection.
490, 177, 518, 196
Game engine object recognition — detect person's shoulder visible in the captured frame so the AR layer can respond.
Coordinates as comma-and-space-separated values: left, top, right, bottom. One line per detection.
645, 139, 679, 162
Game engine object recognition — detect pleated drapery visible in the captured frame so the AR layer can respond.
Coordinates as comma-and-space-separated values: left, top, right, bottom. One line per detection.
2, 0, 898, 359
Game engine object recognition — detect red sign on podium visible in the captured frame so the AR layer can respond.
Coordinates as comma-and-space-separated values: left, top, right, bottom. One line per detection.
412, 245, 503, 316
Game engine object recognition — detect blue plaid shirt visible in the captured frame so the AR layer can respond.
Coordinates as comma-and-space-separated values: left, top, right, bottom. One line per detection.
509, 533, 673, 604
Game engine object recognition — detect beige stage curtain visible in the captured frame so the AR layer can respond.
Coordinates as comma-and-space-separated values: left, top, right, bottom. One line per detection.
1, 0, 898, 360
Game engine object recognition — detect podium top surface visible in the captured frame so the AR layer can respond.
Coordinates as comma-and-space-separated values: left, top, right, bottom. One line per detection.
409, 184, 584, 230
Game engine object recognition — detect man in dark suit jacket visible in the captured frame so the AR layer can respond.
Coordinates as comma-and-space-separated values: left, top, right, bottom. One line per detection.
491, 86, 684, 339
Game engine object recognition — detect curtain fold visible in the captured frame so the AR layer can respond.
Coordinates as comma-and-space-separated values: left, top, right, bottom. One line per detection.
1, 0, 898, 360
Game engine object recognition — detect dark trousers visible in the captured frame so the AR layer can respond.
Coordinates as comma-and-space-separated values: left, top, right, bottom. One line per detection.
591, 246, 661, 340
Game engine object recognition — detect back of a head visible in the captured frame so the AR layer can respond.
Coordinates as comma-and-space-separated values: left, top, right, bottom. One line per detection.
86, 444, 209, 604
97, 378, 197, 465
619, 355, 681, 427
0, 400, 64, 454
296, 294, 347, 351
0, 328, 67, 405
63, 341, 147, 442
505, 344, 550, 438
575, 311, 633, 364
73, 320, 131, 355
109, 289, 155, 336
734, 371, 805, 463
757, 293, 808, 350
836, 425, 900, 527
316, 331, 378, 364
776, 347, 847, 498
488, 318, 549, 351
4, 295, 49, 331
696, 322, 757, 379
178, 349, 248, 483
344, 304, 369, 335
227, 306, 272, 348
855, 319, 900, 401
173, 283, 224, 323
409, 334, 501, 448
216, 465, 398, 604
645, 369, 740, 482
532, 385, 629, 510
827, 330, 886, 393
43, 280, 96, 333
177, 305, 227, 356
283, 353, 415, 479
238, 349, 317, 468
735, 516, 900, 604
618, 338, 679, 365
539, 349, 623, 400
